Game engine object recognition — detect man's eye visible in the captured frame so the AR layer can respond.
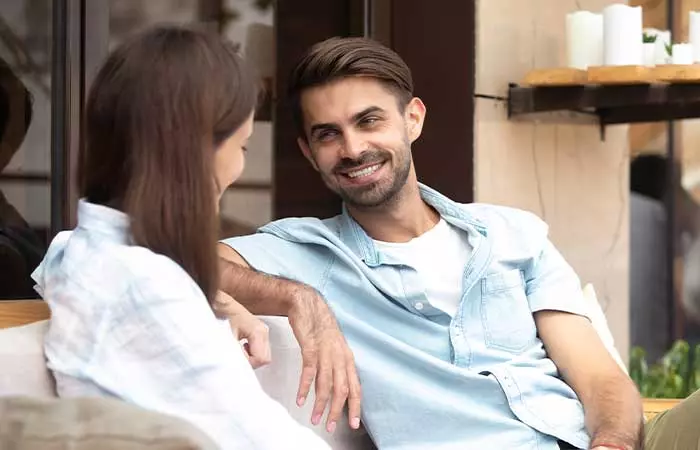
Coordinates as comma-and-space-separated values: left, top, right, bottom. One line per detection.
317, 130, 338, 141
361, 117, 379, 126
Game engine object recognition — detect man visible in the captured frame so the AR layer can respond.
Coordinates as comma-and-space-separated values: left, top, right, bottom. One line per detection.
217, 37, 646, 449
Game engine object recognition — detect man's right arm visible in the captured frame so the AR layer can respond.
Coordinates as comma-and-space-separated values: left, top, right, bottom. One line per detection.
218, 242, 311, 316
216, 243, 362, 435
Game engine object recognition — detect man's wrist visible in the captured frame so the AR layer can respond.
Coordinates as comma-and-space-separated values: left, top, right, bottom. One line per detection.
590, 433, 637, 450
591, 445, 630, 450
288, 284, 323, 316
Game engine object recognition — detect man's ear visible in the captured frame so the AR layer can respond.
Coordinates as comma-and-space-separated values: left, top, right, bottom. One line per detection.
297, 137, 319, 171
405, 97, 426, 143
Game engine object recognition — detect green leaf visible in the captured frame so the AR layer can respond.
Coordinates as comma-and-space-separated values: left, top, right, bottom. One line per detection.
629, 346, 648, 390
633, 340, 697, 399
643, 32, 658, 43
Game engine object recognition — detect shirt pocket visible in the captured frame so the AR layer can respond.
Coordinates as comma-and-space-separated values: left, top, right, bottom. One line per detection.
480, 269, 536, 353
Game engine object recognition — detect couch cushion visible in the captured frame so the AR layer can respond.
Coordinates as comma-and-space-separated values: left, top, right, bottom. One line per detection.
581, 284, 627, 372
0, 320, 56, 397
0, 396, 217, 450
1, 317, 374, 449
256, 316, 376, 450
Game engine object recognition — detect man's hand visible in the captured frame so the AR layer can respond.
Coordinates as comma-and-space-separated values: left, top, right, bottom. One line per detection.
213, 291, 271, 369
217, 245, 362, 433
288, 288, 362, 434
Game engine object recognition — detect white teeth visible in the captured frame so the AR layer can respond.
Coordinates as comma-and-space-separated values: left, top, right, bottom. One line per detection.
347, 164, 381, 179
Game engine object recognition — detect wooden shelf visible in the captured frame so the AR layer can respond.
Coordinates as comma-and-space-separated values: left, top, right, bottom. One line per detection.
508, 65, 700, 140
508, 82, 700, 139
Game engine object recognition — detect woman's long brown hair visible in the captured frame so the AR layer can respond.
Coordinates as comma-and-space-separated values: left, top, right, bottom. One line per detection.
78, 26, 257, 303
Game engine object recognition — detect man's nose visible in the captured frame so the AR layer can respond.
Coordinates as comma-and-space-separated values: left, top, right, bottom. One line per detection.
340, 130, 366, 159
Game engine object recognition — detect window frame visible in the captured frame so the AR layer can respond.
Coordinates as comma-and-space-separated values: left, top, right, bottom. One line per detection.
51, 0, 108, 235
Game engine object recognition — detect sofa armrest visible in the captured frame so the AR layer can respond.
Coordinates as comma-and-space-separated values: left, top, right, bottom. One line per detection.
256, 316, 376, 450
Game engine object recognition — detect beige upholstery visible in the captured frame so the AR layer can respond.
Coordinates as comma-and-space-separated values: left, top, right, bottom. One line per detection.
0, 396, 218, 450
581, 284, 628, 373
0, 315, 374, 450
0, 320, 55, 398
257, 316, 376, 449
0, 294, 675, 447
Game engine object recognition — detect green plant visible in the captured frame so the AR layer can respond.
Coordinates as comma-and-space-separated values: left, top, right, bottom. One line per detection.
643, 32, 658, 44
666, 42, 673, 56
630, 340, 700, 398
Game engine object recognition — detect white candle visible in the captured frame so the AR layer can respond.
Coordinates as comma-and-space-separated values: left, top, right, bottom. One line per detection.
566, 11, 604, 69
672, 43, 694, 65
644, 28, 672, 65
690, 12, 700, 62
603, 4, 643, 66
642, 43, 656, 66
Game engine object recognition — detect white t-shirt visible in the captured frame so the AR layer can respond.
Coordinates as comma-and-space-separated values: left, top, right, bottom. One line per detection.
373, 218, 472, 317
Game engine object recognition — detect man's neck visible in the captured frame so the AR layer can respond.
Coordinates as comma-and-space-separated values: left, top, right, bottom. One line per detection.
346, 181, 440, 243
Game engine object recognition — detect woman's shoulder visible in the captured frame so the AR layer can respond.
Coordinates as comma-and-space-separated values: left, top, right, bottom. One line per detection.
35, 228, 203, 308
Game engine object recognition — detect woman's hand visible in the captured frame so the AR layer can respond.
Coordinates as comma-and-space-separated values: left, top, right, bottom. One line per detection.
213, 290, 271, 369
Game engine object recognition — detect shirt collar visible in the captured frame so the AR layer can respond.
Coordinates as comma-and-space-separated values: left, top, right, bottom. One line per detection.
76, 199, 131, 243
339, 183, 488, 266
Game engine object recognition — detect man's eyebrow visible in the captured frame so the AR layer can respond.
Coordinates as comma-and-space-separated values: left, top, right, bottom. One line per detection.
309, 106, 386, 137
351, 106, 384, 122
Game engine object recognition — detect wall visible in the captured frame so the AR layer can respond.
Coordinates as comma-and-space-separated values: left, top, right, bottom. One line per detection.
475, 0, 631, 361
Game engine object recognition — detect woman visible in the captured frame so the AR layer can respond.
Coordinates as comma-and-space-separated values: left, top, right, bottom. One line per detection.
31, 26, 329, 450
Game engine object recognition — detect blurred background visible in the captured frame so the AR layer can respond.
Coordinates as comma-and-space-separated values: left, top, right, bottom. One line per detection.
4, 0, 700, 400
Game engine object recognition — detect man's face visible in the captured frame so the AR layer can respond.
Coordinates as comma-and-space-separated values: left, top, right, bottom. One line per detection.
298, 77, 425, 208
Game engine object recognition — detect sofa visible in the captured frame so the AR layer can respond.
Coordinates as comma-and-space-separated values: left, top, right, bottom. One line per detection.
0, 310, 375, 449
0, 286, 673, 448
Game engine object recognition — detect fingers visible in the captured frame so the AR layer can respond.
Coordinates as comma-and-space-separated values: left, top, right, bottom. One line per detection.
297, 346, 318, 407
346, 351, 362, 430
241, 341, 253, 365
245, 326, 271, 369
325, 363, 349, 433
311, 346, 333, 427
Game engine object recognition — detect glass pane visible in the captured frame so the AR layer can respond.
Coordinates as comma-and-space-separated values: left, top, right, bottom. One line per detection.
0, 0, 51, 299
629, 0, 700, 400
109, 0, 275, 237
630, 145, 671, 365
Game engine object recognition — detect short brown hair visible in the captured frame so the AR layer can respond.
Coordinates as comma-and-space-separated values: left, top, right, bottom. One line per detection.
288, 37, 413, 138
79, 26, 257, 303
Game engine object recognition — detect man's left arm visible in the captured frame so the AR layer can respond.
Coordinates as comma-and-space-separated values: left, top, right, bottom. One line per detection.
536, 311, 643, 450
528, 239, 643, 450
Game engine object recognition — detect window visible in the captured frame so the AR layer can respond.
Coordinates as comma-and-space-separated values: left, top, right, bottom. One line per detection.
0, 0, 52, 299
109, 0, 275, 237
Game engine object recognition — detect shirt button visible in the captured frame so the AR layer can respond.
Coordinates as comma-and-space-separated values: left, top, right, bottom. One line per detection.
415, 302, 424, 311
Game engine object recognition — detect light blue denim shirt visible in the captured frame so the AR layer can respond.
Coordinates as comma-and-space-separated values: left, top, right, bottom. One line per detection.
223, 184, 592, 450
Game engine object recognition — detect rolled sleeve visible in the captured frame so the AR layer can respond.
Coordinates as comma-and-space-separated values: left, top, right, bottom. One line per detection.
221, 233, 293, 278
220, 232, 327, 289
525, 239, 590, 319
